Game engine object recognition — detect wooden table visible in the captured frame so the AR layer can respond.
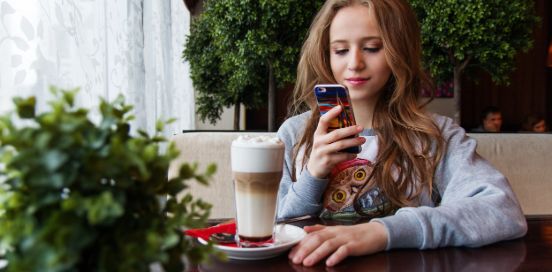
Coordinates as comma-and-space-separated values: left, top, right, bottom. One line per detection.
190, 216, 552, 271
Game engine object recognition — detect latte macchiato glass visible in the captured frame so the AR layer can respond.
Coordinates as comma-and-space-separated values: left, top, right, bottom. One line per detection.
231, 135, 284, 247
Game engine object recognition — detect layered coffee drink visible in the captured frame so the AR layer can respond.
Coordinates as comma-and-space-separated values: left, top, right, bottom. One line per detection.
231, 135, 284, 247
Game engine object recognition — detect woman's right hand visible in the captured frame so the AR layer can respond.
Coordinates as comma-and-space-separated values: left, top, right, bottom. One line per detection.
307, 106, 366, 179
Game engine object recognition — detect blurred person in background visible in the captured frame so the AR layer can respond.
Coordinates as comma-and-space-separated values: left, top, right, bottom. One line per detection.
521, 114, 547, 132
472, 106, 503, 132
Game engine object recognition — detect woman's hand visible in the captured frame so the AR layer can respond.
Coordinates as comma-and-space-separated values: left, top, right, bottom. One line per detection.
289, 222, 388, 267
307, 106, 366, 179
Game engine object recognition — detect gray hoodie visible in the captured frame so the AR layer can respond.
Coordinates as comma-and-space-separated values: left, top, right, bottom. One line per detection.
276, 111, 527, 250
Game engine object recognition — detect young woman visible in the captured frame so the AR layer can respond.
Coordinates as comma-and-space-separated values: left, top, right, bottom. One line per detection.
276, 0, 527, 267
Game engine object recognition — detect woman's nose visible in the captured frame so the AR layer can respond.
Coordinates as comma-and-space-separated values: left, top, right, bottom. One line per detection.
347, 49, 365, 71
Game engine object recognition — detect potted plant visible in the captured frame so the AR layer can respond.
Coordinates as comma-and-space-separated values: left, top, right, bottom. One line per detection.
0, 87, 216, 271
183, 0, 323, 131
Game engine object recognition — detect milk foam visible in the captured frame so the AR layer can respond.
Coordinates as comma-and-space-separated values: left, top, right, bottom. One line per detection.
231, 135, 284, 173
233, 135, 283, 146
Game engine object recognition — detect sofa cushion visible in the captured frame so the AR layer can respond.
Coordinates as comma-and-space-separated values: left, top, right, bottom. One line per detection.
169, 132, 552, 218
169, 132, 272, 219
468, 133, 552, 215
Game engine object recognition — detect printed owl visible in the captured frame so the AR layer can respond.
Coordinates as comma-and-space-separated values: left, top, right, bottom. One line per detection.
322, 158, 374, 212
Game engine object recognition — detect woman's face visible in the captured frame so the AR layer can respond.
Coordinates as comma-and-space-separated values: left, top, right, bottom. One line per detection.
329, 4, 391, 103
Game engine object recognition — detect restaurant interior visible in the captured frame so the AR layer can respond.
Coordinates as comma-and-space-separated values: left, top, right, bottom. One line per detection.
0, 0, 551, 271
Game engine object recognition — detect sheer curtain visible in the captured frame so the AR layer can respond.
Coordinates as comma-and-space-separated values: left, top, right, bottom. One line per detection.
0, 0, 194, 136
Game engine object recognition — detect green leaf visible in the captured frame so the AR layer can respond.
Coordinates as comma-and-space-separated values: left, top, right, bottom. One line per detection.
42, 150, 68, 171
61, 87, 79, 107
155, 120, 164, 132
13, 96, 36, 119
85, 191, 124, 225
206, 163, 217, 177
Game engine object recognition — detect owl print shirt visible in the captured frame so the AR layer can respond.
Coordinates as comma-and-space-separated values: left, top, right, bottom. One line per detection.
276, 111, 526, 251
319, 129, 396, 221
275, 112, 396, 221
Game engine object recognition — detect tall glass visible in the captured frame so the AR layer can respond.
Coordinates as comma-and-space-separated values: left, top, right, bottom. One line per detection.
231, 135, 284, 247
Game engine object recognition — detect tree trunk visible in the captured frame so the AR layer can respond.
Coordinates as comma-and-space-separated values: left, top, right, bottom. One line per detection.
234, 100, 240, 130
268, 62, 276, 132
452, 57, 471, 125
453, 66, 462, 124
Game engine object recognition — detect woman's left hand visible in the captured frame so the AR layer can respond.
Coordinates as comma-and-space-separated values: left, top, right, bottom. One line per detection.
289, 222, 388, 267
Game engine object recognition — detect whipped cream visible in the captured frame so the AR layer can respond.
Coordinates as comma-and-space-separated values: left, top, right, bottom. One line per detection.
232, 135, 283, 148
231, 135, 284, 173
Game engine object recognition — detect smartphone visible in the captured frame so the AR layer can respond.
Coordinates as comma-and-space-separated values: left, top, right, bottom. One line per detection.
314, 84, 361, 154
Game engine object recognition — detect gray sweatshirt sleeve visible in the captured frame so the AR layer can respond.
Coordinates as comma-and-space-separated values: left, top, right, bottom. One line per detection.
372, 116, 527, 249
276, 114, 329, 219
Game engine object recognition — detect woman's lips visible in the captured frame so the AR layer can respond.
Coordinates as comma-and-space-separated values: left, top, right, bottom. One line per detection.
346, 77, 369, 86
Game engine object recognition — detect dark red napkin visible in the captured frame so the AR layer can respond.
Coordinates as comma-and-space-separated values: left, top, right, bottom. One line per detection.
184, 221, 238, 247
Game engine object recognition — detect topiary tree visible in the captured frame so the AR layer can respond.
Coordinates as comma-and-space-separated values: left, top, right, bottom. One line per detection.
409, 0, 539, 122
183, 0, 323, 131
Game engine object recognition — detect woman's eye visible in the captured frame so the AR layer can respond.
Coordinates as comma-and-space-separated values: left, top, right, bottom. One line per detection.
364, 47, 381, 53
334, 49, 348, 55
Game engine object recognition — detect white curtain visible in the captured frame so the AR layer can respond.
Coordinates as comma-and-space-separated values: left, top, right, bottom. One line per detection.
0, 0, 194, 136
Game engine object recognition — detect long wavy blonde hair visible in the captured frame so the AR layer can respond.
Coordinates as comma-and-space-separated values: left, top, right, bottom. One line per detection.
289, 0, 445, 211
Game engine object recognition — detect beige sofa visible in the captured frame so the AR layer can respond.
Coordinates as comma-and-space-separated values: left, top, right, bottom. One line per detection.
169, 132, 552, 218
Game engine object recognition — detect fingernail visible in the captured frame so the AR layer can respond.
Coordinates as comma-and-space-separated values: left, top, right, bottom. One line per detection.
357, 125, 363, 131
